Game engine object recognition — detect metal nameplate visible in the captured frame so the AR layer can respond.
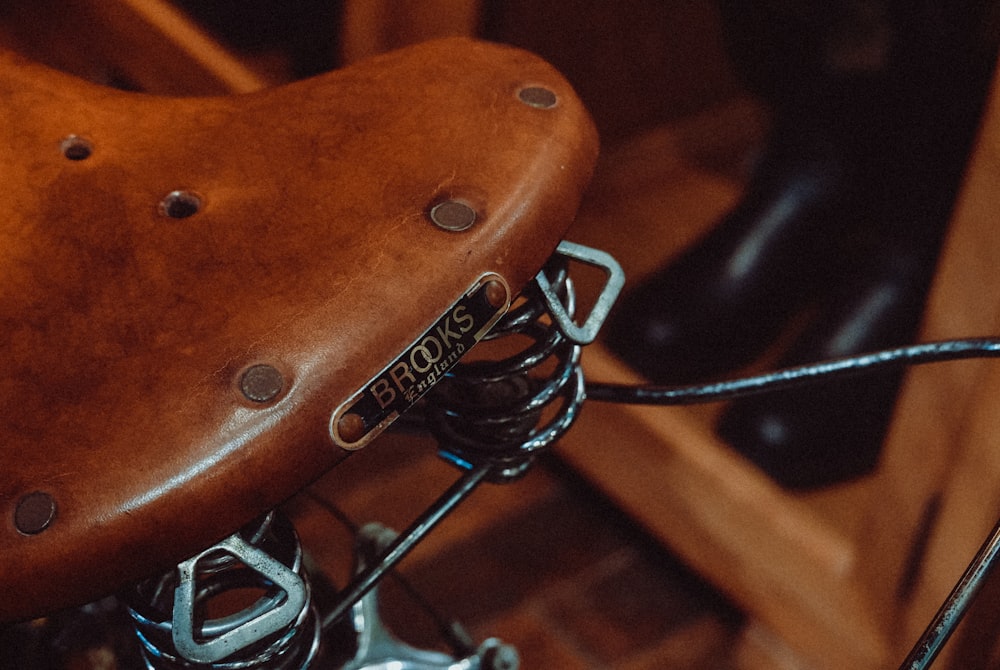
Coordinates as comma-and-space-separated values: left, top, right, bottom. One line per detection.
330, 273, 510, 450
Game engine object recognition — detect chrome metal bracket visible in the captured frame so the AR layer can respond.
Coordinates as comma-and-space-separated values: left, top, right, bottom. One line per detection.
535, 240, 625, 345
171, 533, 309, 664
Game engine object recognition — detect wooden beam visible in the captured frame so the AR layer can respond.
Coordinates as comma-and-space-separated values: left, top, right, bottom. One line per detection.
1, 0, 271, 94
557, 347, 889, 669
340, 0, 482, 64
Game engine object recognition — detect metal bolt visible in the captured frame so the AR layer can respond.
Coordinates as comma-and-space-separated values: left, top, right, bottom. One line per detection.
60, 135, 93, 161
160, 190, 202, 219
239, 364, 284, 403
484, 279, 508, 309
429, 200, 477, 232
15, 492, 57, 535
517, 86, 557, 109
337, 412, 366, 444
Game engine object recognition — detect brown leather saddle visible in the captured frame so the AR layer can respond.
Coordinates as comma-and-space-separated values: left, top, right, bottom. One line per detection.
0, 38, 597, 621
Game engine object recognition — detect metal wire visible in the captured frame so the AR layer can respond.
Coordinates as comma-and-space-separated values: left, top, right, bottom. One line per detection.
320, 462, 493, 630
899, 517, 1000, 669
584, 338, 1000, 406
300, 489, 478, 657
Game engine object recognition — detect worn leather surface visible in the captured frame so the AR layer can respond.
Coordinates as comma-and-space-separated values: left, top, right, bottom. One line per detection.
0, 38, 597, 621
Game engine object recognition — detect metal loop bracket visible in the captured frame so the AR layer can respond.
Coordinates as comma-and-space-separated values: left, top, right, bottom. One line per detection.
171, 533, 308, 664
535, 240, 625, 345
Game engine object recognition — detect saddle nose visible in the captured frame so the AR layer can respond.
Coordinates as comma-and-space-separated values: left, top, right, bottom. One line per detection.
0, 37, 598, 621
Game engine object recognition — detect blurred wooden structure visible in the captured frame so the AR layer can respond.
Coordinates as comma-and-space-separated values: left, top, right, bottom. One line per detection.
560, 36, 1000, 670
3, 1, 1000, 668
340, 0, 482, 63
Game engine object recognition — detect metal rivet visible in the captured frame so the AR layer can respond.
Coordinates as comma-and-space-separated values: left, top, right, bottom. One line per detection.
60, 135, 93, 161
518, 86, 558, 109
239, 364, 284, 403
15, 492, 57, 535
484, 279, 508, 309
337, 413, 366, 443
160, 190, 202, 219
429, 200, 477, 232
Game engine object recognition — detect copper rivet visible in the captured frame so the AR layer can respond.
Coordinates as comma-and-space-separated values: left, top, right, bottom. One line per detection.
518, 86, 557, 109
15, 492, 56, 535
338, 413, 366, 443
484, 280, 508, 309
240, 364, 284, 403
429, 200, 477, 231
160, 190, 201, 219
60, 135, 93, 161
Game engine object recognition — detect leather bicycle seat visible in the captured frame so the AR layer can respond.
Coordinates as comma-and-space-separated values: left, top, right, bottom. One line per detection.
0, 38, 597, 621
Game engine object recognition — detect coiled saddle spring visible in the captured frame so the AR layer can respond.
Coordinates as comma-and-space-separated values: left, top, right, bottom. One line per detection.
424, 241, 625, 480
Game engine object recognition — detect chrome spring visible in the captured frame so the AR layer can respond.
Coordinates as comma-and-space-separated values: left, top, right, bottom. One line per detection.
125, 511, 321, 670
424, 259, 586, 481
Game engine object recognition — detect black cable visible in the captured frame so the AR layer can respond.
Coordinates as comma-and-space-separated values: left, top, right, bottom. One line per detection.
584, 338, 1000, 406
300, 488, 478, 656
